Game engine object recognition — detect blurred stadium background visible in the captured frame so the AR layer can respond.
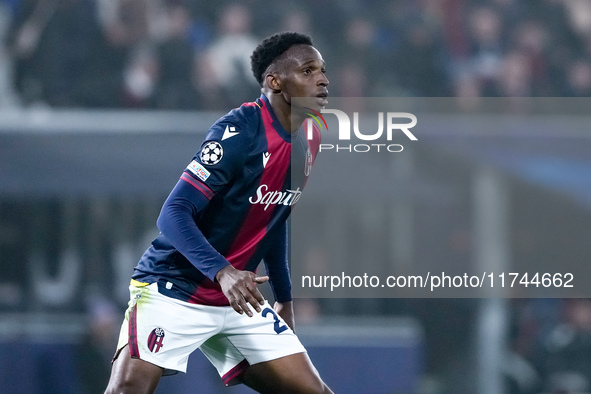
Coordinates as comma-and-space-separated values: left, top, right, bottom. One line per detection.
1, 0, 591, 393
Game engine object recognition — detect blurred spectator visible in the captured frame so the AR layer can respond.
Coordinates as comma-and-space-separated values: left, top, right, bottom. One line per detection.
395, 18, 449, 96
463, 5, 505, 97
509, 19, 551, 96
336, 62, 367, 99
564, 59, 591, 97
280, 8, 312, 36
1, 0, 590, 105
9, 0, 105, 107
562, 0, 591, 38
329, 17, 378, 98
121, 45, 157, 107
94, 0, 151, 107
198, 3, 259, 109
0, 0, 18, 107
497, 50, 532, 97
537, 299, 591, 392
152, 2, 199, 109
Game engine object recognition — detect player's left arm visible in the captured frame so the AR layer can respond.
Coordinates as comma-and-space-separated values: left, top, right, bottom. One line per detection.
263, 221, 295, 330
266, 123, 321, 329
273, 300, 294, 332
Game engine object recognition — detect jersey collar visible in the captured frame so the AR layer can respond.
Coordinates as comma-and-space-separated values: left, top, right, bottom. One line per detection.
257, 94, 295, 142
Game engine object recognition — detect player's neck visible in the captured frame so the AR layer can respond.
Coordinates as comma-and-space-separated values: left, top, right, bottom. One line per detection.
264, 91, 304, 135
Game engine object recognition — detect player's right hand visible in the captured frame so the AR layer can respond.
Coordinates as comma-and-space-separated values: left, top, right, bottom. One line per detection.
215, 265, 268, 317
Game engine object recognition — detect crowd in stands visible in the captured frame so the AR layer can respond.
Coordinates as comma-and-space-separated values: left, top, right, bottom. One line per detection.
0, 0, 590, 111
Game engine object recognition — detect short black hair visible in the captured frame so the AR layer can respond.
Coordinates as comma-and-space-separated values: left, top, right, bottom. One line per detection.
251, 32, 314, 86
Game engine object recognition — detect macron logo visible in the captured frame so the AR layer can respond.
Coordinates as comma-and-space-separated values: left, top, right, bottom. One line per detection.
222, 125, 239, 141
262, 152, 271, 168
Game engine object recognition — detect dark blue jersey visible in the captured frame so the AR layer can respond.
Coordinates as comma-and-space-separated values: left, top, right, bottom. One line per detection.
132, 94, 320, 306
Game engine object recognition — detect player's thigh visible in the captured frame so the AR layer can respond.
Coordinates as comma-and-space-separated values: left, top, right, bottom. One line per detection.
117, 282, 222, 374
105, 344, 163, 394
242, 352, 333, 394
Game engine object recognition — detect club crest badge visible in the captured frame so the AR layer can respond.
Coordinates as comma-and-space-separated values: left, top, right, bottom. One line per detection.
147, 327, 165, 353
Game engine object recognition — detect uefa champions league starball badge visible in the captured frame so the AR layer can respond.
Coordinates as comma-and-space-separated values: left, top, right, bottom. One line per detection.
201, 141, 223, 165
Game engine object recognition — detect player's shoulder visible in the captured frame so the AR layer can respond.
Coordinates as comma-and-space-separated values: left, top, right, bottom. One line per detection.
206, 100, 262, 142
225, 100, 262, 126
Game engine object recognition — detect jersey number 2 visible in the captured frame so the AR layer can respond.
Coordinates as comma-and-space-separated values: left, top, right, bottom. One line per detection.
262, 307, 288, 334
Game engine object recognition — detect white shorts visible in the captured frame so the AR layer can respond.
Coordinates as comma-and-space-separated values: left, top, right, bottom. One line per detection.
114, 281, 306, 385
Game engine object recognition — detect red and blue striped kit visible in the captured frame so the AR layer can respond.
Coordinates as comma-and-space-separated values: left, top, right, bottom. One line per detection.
132, 94, 321, 306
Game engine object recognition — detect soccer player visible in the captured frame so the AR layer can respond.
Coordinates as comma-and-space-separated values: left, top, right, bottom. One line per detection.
105, 32, 333, 393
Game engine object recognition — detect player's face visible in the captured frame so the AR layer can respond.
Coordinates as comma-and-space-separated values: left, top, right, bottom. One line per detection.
280, 45, 329, 109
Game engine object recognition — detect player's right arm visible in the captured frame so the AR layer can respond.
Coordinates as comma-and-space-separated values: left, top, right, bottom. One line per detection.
158, 113, 267, 316
156, 178, 229, 280
157, 176, 267, 316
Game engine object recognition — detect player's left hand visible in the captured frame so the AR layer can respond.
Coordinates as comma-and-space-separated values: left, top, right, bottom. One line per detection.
274, 301, 295, 331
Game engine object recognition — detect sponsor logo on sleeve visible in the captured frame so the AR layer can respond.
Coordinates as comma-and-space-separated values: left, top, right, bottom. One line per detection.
186, 160, 211, 181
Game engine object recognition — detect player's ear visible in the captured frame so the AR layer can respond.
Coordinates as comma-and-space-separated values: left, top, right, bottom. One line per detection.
265, 73, 282, 93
